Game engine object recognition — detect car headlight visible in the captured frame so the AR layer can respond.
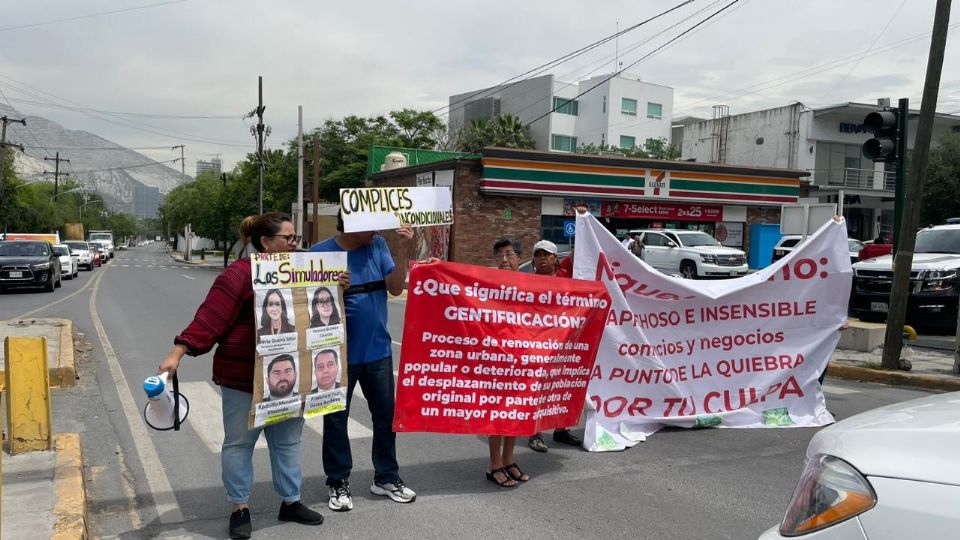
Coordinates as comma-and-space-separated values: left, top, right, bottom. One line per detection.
922, 270, 957, 291
32, 262, 51, 270
780, 454, 876, 536
700, 254, 717, 264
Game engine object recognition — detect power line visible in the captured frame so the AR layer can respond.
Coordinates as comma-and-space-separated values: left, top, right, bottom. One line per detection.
525, 0, 743, 128
0, 0, 188, 33
436, 0, 697, 117
68, 158, 181, 175
1, 96, 242, 119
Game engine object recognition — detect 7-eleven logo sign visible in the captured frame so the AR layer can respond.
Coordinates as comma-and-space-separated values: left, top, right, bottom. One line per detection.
647, 170, 669, 196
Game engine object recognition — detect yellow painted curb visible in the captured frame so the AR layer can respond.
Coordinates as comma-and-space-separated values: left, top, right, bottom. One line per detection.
51, 433, 87, 540
0, 319, 76, 391
827, 362, 960, 392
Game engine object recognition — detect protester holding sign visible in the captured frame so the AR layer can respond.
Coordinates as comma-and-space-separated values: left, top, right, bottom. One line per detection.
527, 239, 582, 452
485, 238, 530, 488
308, 212, 417, 512
158, 212, 334, 539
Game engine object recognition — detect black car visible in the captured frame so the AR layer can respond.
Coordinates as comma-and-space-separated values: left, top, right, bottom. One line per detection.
0, 240, 62, 292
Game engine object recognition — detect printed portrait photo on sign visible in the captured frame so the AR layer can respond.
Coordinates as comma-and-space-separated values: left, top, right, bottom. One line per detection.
256, 288, 296, 337
263, 353, 299, 401
311, 348, 341, 392
308, 286, 341, 328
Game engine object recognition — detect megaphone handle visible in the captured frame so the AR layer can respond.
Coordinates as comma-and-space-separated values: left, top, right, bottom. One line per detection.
172, 371, 181, 431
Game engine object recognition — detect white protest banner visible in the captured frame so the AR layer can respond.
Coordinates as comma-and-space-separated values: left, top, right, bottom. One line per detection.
574, 214, 850, 451
250, 252, 349, 428
340, 186, 453, 233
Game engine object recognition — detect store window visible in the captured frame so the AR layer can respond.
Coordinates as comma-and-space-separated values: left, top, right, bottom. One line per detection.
552, 97, 579, 116
647, 102, 663, 119
540, 215, 572, 247
619, 135, 636, 149
551, 134, 577, 152
621, 98, 637, 116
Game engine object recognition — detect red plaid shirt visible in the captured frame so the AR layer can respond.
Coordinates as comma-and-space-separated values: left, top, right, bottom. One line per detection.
174, 258, 257, 393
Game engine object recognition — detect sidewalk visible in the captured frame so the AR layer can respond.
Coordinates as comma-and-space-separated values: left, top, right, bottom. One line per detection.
828, 342, 960, 391
167, 250, 209, 266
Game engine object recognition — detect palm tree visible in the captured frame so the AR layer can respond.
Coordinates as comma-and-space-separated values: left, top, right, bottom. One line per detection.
458, 114, 535, 152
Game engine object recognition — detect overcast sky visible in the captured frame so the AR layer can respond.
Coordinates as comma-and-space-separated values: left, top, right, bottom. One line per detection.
1, 0, 957, 172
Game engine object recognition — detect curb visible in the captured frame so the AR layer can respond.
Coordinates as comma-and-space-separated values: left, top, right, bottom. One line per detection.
167, 252, 207, 266
827, 362, 960, 392
51, 433, 87, 540
0, 318, 77, 390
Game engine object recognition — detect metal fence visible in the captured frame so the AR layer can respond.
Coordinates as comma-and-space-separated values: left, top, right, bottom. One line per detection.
807, 168, 896, 191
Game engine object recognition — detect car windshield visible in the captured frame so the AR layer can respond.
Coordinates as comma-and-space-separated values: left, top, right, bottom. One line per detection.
0, 242, 49, 257
676, 232, 721, 247
781, 238, 802, 248
54, 246, 70, 256
90, 234, 110, 241
915, 229, 960, 254
66, 242, 87, 250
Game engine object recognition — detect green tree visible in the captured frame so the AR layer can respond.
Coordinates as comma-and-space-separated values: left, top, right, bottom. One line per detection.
458, 115, 535, 153
920, 131, 960, 225
575, 137, 680, 160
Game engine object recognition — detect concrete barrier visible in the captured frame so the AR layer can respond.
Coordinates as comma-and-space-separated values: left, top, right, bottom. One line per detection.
837, 320, 886, 352
4, 336, 53, 454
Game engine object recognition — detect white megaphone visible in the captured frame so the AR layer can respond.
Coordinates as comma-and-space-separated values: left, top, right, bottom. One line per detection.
143, 372, 189, 431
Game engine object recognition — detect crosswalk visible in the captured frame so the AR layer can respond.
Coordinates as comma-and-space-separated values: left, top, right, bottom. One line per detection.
178, 381, 374, 454
115, 264, 204, 268
821, 384, 861, 396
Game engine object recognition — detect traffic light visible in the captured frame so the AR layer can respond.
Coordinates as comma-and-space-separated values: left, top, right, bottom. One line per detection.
861, 110, 900, 162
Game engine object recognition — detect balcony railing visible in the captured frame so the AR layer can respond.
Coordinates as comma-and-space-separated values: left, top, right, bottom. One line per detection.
807, 168, 896, 191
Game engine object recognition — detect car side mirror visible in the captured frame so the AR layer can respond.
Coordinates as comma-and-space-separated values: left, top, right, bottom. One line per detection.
666, 241, 677, 248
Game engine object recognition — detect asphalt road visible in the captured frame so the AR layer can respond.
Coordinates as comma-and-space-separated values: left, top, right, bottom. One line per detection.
3, 244, 939, 539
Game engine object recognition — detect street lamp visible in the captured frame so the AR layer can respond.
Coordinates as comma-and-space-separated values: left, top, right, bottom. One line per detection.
80, 199, 102, 220
49, 186, 86, 201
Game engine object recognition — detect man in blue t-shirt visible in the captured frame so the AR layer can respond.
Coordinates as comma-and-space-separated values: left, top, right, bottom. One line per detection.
309, 214, 416, 513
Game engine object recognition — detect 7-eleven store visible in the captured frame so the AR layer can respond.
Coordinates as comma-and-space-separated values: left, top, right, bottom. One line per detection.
366, 147, 807, 268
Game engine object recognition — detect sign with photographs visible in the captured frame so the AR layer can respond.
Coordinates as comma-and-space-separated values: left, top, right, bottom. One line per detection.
250, 252, 349, 428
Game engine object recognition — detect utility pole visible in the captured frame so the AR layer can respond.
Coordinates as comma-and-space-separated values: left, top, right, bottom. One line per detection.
311, 142, 320, 246
171, 144, 185, 179
1, 115, 27, 234
880, 0, 952, 370
43, 152, 70, 196
255, 76, 266, 215
221, 172, 229, 269
296, 105, 304, 241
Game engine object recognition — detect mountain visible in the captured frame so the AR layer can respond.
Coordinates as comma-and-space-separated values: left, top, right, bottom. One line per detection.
1, 103, 189, 215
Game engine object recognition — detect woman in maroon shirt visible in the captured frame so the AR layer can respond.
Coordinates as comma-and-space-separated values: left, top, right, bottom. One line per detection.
158, 212, 344, 539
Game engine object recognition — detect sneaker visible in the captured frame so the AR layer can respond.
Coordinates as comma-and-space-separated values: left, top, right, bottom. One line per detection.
229, 508, 251, 539
528, 434, 548, 453
278, 500, 324, 526
328, 480, 353, 512
552, 428, 582, 447
370, 478, 416, 503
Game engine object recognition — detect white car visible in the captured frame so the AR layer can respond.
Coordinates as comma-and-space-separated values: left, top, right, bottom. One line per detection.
632, 229, 748, 279
759, 392, 960, 539
52, 244, 79, 280
64, 241, 94, 270
773, 235, 865, 265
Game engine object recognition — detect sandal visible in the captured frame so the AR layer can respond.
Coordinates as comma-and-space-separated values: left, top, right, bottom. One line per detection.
504, 463, 529, 482
485, 468, 518, 488
528, 435, 548, 453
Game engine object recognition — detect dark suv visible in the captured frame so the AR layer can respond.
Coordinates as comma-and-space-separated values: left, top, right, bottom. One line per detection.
0, 240, 62, 292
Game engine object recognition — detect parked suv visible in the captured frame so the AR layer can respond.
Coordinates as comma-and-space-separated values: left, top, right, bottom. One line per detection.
773, 235, 865, 264
632, 229, 748, 279
0, 240, 62, 292
850, 223, 960, 328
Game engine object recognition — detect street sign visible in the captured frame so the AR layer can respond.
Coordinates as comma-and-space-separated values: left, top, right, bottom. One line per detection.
563, 220, 576, 238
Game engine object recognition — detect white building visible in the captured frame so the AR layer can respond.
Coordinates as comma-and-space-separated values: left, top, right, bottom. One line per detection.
196, 157, 222, 177
678, 102, 960, 240
448, 73, 674, 153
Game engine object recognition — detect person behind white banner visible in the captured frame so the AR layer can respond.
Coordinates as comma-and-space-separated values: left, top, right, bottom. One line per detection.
527, 239, 582, 453
485, 238, 530, 488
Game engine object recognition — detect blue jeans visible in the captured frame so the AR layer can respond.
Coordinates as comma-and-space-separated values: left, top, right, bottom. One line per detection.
323, 356, 399, 485
221, 386, 304, 504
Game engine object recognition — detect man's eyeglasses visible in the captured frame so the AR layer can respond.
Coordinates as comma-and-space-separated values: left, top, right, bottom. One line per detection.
495, 251, 518, 260
270, 234, 301, 243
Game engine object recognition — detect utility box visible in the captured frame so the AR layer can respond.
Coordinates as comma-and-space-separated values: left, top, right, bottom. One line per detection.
749, 223, 780, 269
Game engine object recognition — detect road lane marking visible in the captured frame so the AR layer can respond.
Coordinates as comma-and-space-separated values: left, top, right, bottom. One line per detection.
89, 268, 184, 524
181, 275, 196, 280
12, 265, 103, 319
180, 381, 373, 453
822, 385, 860, 396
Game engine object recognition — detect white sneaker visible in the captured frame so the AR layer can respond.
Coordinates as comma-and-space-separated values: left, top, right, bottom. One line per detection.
328, 480, 353, 512
370, 479, 416, 503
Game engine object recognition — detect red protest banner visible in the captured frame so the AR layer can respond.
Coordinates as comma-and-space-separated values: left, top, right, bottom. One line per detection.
394, 261, 611, 436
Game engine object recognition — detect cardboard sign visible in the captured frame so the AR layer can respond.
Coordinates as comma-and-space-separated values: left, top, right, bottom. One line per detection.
393, 261, 611, 436
250, 252, 349, 428
339, 187, 453, 233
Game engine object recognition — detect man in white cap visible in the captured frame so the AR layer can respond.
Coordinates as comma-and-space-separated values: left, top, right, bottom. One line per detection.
528, 239, 581, 451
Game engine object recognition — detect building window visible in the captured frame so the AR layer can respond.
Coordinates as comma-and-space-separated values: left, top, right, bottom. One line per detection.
621, 98, 637, 116
647, 102, 663, 119
619, 135, 636, 149
540, 216, 572, 247
551, 134, 578, 152
552, 97, 579, 116
602, 96, 607, 113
